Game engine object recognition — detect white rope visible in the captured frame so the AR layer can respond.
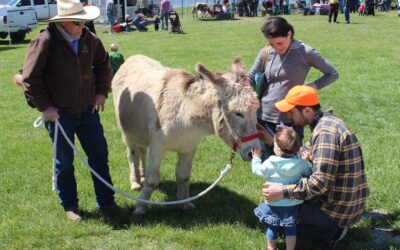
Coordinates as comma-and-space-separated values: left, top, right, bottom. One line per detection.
34, 116, 232, 205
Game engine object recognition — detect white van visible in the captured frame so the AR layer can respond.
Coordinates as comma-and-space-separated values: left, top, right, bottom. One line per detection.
0, 5, 37, 42
6, 0, 57, 20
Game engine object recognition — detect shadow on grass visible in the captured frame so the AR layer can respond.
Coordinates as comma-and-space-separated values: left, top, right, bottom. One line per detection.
0, 40, 31, 46
0, 44, 20, 51
79, 184, 400, 249
198, 17, 239, 21
81, 181, 259, 230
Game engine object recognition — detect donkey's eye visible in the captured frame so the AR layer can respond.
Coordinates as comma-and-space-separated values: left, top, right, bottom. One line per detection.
234, 112, 244, 118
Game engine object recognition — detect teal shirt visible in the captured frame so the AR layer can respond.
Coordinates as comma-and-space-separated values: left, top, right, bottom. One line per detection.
109, 51, 125, 73
252, 155, 312, 206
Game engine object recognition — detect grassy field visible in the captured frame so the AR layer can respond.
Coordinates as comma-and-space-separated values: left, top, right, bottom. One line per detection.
1, 9, 400, 249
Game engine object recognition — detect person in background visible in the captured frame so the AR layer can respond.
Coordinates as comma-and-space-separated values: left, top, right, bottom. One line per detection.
140, 0, 148, 16
328, 0, 339, 23
109, 43, 125, 75
260, 85, 369, 248
248, 17, 338, 158
133, 9, 149, 31
252, 125, 312, 250
106, 0, 116, 34
160, 0, 171, 30
154, 15, 161, 31
398, 0, 400, 16
123, 14, 133, 31
344, 0, 351, 23
253, 0, 260, 15
22, 0, 129, 221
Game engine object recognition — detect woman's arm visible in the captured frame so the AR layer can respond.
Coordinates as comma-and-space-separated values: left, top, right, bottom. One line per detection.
304, 46, 339, 90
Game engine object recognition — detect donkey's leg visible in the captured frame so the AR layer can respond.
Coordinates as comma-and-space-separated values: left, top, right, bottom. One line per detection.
127, 144, 142, 190
133, 143, 164, 215
137, 146, 148, 185
176, 150, 196, 211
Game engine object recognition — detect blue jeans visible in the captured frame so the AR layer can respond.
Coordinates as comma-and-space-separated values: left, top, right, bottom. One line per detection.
45, 108, 116, 211
134, 22, 148, 31
344, 6, 350, 23
267, 224, 296, 240
339, 0, 344, 12
108, 15, 115, 26
297, 201, 339, 243
161, 12, 169, 30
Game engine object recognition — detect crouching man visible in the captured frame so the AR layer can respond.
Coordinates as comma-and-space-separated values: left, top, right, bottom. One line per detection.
259, 86, 369, 248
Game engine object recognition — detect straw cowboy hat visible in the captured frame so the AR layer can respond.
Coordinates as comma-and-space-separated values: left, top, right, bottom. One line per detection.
44, 0, 100, 22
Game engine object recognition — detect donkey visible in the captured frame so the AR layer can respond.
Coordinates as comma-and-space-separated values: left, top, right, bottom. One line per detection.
112, 55, 261, 215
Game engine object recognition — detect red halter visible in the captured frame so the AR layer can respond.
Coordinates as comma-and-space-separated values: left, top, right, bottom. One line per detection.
232, 133, 260, 152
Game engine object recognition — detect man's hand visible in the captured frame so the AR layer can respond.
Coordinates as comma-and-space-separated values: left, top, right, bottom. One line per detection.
43, 106, 59, 122
256, 123, 274, 146
262, 182, 284, 202
92, 94, 106, 113
302, 151, 312, 162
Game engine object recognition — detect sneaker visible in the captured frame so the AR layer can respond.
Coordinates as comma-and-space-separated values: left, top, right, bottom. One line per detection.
65, 208, 82, 221
99, 204, 130, 217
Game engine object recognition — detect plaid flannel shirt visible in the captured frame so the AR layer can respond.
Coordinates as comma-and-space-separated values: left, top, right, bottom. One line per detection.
283, 111, 369, 227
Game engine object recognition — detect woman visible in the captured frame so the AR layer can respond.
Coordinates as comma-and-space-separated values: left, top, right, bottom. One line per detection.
248, 17, 338, 156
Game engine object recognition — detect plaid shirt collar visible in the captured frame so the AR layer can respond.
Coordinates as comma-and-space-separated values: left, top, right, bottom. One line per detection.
310, 111, 324, 131
310, 109, 334, 131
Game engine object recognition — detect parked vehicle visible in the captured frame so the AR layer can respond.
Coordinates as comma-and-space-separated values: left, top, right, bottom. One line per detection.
0, 4, 37, 42
6, 0, 57, 20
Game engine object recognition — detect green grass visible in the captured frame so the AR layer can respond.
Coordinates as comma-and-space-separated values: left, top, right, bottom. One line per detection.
1, 9, 400, 249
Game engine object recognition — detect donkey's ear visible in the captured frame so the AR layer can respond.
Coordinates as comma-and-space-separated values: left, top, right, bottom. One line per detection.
231, 56, 249, 86
231, 56, 246, 74
196, 63, 225, 86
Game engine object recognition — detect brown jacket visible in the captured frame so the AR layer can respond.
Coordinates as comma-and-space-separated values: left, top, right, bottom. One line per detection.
23, 23, 112, 114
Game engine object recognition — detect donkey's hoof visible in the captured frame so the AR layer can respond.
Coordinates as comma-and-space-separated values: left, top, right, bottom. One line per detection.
133, 206, 147, 215
181, 202, 196, 211
130, 182, 142, 191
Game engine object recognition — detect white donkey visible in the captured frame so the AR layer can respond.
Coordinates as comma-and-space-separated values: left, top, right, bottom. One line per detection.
112, 55, 261, 215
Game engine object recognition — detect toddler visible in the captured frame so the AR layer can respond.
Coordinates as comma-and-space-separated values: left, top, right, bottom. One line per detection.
251, 125, 312, 250
109, 44, 125, 75
358, 4, 365, 15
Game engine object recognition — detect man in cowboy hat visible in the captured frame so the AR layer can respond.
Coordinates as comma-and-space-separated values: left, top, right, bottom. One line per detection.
258, 85, 369, 248
22, 0, 128, 221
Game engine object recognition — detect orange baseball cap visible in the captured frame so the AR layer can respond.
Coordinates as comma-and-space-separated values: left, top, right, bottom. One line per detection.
275, 85, 319, 112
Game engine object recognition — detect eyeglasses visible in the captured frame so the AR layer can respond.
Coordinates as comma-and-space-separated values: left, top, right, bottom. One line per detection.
71, 21, 84, 26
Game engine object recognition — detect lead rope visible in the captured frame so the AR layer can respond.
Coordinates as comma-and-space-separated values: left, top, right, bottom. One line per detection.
34, 116, 232, 205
